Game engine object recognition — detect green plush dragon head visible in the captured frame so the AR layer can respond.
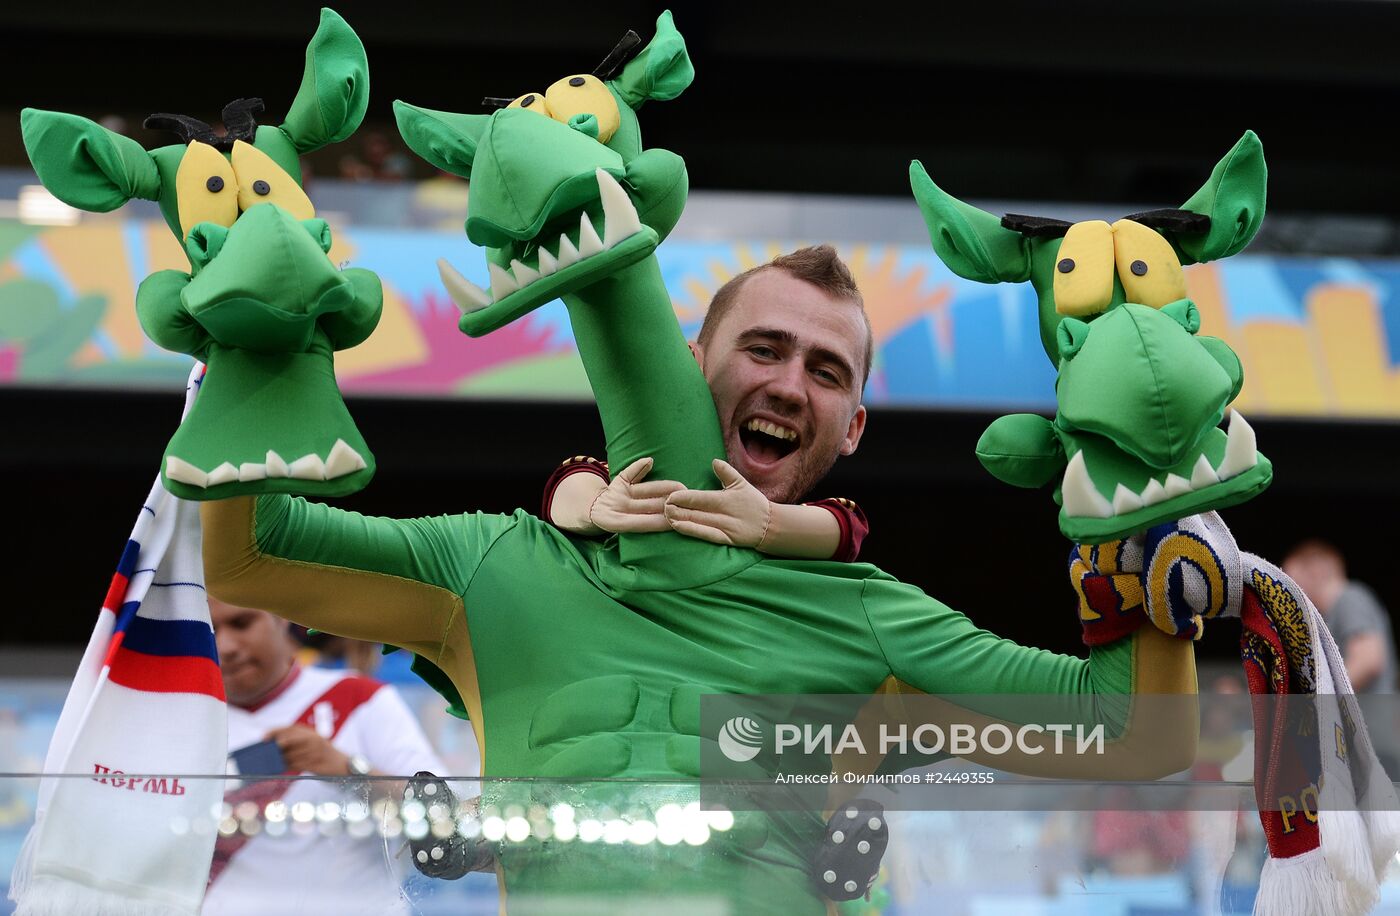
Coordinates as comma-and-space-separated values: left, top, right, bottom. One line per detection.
394, 10, 693, 336
910, 132, 1272, 542
21, 8, 383, 500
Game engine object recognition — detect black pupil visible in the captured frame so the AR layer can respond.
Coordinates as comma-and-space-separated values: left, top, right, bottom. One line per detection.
253, 180, 271, 196
206, 176, 224, 192
1130, 260, 1149, 276
521, 94, 537, 107
1057, 258, 1075, 273
569, 77, 586, 87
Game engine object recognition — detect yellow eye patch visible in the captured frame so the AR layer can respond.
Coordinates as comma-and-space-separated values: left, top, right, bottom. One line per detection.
231, 140, 313, 221
176, 140, 238, 239
544, 74, 621, 143
1111, 218, 1187, 308
1053, 220, 1115, 317
508, 92, 553, 117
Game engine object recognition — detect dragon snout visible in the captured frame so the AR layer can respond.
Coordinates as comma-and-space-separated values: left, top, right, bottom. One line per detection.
1056, 302, 1233, 469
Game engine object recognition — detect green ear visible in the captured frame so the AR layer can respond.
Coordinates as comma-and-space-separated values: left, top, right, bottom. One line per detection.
611, 10, 694, 109
392, 101, 487, 177
909, 160, 1030, 284
1176, 130, 1266, 265
21, 109, 159, 211
279, 8, 369, 154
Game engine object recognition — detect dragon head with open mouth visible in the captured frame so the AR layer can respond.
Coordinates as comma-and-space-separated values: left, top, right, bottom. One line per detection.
393, 11, 693, 337
911, 132, 1271, 542
21, 9, 382, 500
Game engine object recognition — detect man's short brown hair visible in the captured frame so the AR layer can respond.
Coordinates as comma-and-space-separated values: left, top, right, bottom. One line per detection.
697, 244, 873, 388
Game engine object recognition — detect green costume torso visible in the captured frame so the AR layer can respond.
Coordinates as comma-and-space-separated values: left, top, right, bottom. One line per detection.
202, 249, 1193, 912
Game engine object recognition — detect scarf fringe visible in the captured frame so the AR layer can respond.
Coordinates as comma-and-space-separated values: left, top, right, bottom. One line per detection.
1254, 849, 1378, 916
13, 874, 200, 916
1318, 808, 1377, 896
1362, 807, 1400, 878
7, 820, 38, 906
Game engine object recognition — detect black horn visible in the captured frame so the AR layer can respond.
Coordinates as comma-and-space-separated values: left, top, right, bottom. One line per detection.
220, 97, 265, 145
143, 112, 218, 147
593, 30, 642, 80
1001, 214, 1075, 239
1121, 208, 1212, 234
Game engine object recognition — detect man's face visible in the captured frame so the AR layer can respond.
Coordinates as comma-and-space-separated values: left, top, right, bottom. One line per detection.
210, 597, 297, 707
696, 269, 868, 504
1281, 549, 1343, 613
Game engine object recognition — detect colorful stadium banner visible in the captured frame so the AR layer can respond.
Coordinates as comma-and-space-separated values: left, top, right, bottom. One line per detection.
2, 217, 1399, 417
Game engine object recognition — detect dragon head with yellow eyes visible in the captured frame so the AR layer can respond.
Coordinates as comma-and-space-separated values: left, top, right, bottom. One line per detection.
911, 132, 1271, 542
393, 10, 692, 337
21, 8, 383, 501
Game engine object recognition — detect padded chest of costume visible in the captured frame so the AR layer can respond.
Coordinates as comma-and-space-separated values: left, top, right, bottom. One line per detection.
460, 530, 886, 778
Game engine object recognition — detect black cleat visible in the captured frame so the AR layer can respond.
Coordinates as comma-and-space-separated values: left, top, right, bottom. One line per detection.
811, 799, 888, 902
403, 771, 495, 880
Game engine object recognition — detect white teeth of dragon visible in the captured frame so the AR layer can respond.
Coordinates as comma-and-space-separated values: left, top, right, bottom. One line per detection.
265, 450, 290, 478
1140, 478, 1168, 506
1111, 483, 1145, 515
165, 457, 208, 488
556, 234, 581, 269
577, 210, 605, 258
1216, 409, 1257, 480
536, 247, 558, 277
510, 259, 540, 287
436, 169, 645, 314
206, 462, 239, 487
437, 259, 491, 314
1060, 411, 1262, 518
165, 440, 367, 488
487, 262, 519, 300
1190, 454, 1220, 489
1163, 474, 1192, 498
288, 454, 327, 480
1061, 450, 1114, 519
325, 438, 369, 478
597, 168, 643, 248
745, 419, 796, 441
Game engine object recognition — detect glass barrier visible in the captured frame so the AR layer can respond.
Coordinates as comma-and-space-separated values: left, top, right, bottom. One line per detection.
5, 677, 1400, 913
2, 771, 1399, 915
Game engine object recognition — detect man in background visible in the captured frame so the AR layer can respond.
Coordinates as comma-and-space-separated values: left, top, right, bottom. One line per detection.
204, 596, 448, 916
1283, 539, 1398, 774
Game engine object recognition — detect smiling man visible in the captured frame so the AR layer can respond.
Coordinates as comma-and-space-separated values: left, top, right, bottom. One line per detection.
692, 245, 870, 504
544, 245, 872, 559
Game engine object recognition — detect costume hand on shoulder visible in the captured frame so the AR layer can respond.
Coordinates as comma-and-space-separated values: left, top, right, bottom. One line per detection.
663, 459, 772, 548
585, 457, 684, 534
22, 10, 381, 500
665, 460, 844, 557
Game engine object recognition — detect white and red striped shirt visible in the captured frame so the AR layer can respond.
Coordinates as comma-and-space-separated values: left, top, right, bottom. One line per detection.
203, 665, 446, 916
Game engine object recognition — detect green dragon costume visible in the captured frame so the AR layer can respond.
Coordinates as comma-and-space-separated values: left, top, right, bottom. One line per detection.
909, 137, 1271, 543
186, 12, 1197, 913
21, 9, 382, 501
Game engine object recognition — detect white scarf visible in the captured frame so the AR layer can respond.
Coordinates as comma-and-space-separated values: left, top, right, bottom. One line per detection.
10, 364, 227, 916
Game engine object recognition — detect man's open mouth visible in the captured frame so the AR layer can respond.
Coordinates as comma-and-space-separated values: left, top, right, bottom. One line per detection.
435, 169, 654, 335
738, 417, 800, 465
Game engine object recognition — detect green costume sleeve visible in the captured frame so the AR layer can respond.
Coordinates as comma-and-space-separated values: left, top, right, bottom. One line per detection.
201, 494, 520, 729
858, 575, 1198, 779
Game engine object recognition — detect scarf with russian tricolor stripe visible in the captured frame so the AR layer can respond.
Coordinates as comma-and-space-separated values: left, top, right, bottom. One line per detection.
1074, 512, 1400, 916
9, 364, 227, 916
